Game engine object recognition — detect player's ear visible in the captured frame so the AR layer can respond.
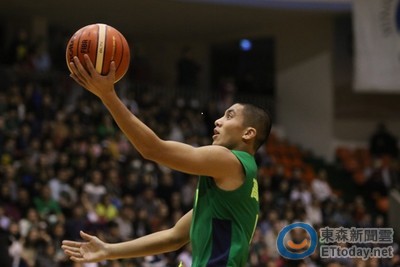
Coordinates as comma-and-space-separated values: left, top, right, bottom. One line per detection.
242, 127, 256, 141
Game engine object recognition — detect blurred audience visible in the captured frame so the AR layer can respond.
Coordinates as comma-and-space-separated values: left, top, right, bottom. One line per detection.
0, 27, 398, 267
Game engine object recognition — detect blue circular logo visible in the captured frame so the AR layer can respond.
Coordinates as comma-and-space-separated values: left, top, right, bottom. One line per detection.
276, 222, 317, 260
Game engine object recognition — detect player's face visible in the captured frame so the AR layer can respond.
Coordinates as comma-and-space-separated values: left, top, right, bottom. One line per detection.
212, 104, 246, 149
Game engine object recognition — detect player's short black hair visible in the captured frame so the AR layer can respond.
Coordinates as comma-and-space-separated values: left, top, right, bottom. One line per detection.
240, 103, 272, 151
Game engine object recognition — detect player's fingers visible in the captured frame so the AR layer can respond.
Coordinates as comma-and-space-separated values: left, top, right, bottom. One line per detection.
83, 54, 98, 76
68, 61, 78, 74
68, 62, 84, 81
80, 230, 95, 242
62, 240, 83, 247
109, 61, 116, 80
72, 56, 90, 81
64, 248, 82, 258
69, 255, 87, 263
61, 245, 81, 252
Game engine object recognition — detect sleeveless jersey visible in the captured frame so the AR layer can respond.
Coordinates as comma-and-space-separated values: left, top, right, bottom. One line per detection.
190, 150, 259, 267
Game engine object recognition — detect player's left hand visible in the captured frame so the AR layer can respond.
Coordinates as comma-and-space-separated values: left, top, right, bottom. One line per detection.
69, 54, 116, 100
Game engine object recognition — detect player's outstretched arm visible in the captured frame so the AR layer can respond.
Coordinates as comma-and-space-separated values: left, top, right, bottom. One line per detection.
62, 210, 192, 263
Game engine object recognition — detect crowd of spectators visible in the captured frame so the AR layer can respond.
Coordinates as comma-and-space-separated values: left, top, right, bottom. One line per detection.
0, 27, 399, 267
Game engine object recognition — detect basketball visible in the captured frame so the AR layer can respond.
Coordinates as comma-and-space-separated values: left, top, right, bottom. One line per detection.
66, 23, 130, 83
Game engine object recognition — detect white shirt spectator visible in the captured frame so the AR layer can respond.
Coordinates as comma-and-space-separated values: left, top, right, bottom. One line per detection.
84, 170, 106, 204
311, 169, 333, 202
290, 183, 312, 207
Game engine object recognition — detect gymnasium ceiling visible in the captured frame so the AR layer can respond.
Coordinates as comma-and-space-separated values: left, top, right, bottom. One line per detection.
0, 0, 352, 41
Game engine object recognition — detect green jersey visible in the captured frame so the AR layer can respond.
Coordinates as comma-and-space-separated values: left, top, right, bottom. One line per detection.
190, 150, 259, 267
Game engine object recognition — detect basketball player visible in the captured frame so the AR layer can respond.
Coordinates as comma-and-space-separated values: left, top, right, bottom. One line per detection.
61, 55, 271, 266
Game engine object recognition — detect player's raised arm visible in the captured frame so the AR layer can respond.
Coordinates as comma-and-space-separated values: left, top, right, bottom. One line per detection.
69, 56, 246, 185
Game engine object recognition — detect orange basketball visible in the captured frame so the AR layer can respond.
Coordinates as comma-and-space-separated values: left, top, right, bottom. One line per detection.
66, 23, 130, 83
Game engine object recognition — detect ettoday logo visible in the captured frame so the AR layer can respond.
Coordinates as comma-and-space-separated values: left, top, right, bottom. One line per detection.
276, 224, 394, 260
276, 222, 318, 260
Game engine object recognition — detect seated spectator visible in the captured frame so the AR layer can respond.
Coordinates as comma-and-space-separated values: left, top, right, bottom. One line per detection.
31, 40, 52, 72
6, 221, 20, 267
114, 204, 135, 241
0, 206, 10, 230
49, 222, 69, 264
95, 194, 119, 223
306, 198, 323, 226
330, 199, 352, 227
369, 122, 399, 158
311, 169, 333, 203
19, 208, 41, 238
33, 185, 62, 222
64, 205, 89, 241
49, 167, 77, 203
102, 221, 123, 244
290, 181, 312, 207
21, 226, 50, 267
83, 170, 107, 204
132, 208, 151, 238
36, 243, 59, 267
15, 187, 33, 220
